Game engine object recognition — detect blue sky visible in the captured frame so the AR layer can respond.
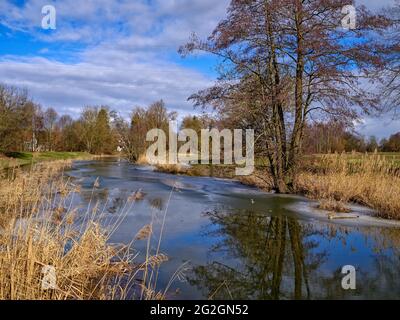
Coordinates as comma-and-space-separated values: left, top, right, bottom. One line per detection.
0, 0, 398, 139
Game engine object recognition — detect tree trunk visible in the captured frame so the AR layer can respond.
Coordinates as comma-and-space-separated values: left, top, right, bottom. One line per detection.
265, 4, 290, 194
287, 0, 305, 190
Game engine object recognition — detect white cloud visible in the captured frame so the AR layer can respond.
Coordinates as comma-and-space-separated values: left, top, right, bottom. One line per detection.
356, 115, 400, 139
0, 0, 230, 45
0, 55, 213, 117
357, 0, 396, 10
0, 0, 230, 118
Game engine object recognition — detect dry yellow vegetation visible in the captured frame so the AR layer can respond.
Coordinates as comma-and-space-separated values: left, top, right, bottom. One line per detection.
0, 161, 170, 300
295, 153, 400, 219
152, 152, 400, 219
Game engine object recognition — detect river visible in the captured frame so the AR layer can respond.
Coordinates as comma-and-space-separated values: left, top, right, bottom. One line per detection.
65, 158, 400, 300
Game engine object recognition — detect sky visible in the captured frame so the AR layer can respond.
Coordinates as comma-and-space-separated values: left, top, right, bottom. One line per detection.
0, 0, 398, 139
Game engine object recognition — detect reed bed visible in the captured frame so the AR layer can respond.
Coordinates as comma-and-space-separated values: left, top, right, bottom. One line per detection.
295, 153, 400, 219
0, 161, 173, 300
151, 152, 400, 219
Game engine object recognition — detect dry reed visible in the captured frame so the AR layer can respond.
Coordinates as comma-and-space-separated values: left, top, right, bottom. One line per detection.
295, 153, 400, 219
0, 161, 174, 300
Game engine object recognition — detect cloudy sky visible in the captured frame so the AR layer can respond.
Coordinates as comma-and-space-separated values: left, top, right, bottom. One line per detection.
0, 0, 398, 138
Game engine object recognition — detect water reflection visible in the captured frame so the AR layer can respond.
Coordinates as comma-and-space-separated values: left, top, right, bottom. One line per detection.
188, 209, 325, 299
189, 208, 400, 300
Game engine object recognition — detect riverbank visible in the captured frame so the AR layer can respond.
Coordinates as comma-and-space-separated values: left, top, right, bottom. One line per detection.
0, 159, 164, 300
154, 153, 400, 221
0, 151, 93, 170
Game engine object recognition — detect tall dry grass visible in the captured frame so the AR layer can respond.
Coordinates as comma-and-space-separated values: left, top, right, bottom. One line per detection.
140, 150, 400, 219
0, 161, 172, 300
295, 153, 400, 219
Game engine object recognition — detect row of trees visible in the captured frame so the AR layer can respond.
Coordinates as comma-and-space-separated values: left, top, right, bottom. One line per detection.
302, 121, 400, 154
113, 100, 176, 162
1, 81, 399, 160
0, 84, 115, 154
0, 84, 184, 159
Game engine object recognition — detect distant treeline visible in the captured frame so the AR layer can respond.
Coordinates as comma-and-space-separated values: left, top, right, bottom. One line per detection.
302, 121, 400, 154
0, 84, 180, 157
0, 84, 115, 154
0, 84, 399, 158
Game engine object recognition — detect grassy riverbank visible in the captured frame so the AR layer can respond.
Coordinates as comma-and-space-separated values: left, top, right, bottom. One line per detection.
155, 153, 400, 220
295, 153, 400, 220
0, 152, 93, 170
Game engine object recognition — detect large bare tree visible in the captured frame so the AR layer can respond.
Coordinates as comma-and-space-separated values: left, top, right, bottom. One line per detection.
380, 0, 400, 115
180, 0, 390, 193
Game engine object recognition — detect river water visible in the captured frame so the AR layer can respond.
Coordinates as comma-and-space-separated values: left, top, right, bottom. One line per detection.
65, 158, 400, 300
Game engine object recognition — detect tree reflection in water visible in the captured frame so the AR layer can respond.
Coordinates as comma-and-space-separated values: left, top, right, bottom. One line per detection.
188, 208, 327, 300
188, 206, 400, 300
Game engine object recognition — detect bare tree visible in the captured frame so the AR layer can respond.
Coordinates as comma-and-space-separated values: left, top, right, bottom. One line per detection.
43, 107, 58, 151
0, 84, 39, 151
57, 115, 73, 130
380, 0, 400, 115
80, 107, 98, 153
180, 0, 390, 192
114, 100, 176, 162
